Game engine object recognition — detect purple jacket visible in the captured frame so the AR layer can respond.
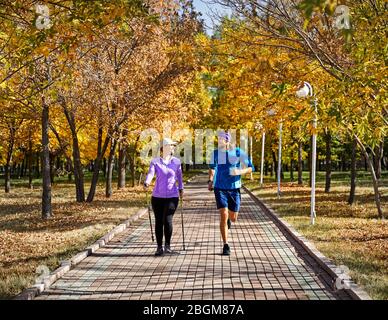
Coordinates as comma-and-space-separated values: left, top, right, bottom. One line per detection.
145, 157, 184, 198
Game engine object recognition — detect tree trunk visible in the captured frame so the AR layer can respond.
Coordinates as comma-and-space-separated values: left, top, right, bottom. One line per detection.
49, 154, 55, 184
5, 125, 16, 193
106, 138, 117, 198
130, 154, 136, 188
23, 154, 28, 177
355, 135, 384, 219
41, 97, 52, 219
325, 130, 332, 193
308, 136, 312, 187
67, 157, 73, 182
103, 158, 107, 177
87, 127, 110, 202
117, 142, 126, 189
20, 157, 25, 178
290, 158, 294, 182
72, 139, 85, 202
272, 151, 277, 179
4, 162, 11, 193
28, 134, 33, 189
298, 141, 303, 185
373, 142, 383, 180
348, 136, 357, 205
63, 105, 85, 202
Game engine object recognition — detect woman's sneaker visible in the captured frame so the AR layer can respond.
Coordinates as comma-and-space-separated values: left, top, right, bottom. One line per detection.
164, 245, 173, 254
155, 246, 164, 256
222, 243, 231, 256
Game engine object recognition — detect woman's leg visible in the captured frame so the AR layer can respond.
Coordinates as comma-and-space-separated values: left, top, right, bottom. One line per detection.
163, 197, 179, 246
151, 197, 164, 247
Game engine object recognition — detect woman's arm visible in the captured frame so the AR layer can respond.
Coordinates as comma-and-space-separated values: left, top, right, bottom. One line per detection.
144, 160, 155, 187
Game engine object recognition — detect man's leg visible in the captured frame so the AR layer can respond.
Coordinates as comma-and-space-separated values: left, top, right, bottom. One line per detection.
227, 190, 241, 226
219, 207, 229, 244
226, 211, 238, 229
228, 211, 238, 222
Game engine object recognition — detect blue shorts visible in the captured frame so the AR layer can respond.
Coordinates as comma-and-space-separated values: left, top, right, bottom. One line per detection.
214, 188, 241, 212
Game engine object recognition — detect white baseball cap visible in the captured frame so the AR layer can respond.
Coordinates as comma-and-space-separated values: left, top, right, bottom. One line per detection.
159, 138, 178, 148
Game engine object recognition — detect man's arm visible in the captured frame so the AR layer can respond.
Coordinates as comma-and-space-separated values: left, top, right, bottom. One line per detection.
239, 166, 253, 175
230, 166, 252, 176
239, 155, 253, 174
230, 149, 253, 176
208, 169, 214, 191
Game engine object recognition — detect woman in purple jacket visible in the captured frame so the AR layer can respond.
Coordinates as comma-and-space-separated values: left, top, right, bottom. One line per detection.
144, 138, 184, 256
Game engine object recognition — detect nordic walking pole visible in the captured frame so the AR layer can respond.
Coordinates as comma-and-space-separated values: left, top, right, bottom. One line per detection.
146, 189, 154, 242
180, 195, 186, 251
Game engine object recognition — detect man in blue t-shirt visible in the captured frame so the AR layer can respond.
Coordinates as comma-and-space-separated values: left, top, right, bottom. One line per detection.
208, 131, 254, 256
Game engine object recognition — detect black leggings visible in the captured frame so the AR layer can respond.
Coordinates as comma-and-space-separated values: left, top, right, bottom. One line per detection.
151, 196, 179, 247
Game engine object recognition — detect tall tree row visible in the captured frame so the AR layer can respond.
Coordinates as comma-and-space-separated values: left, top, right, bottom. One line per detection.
0, 0, 203, 217
196, 0, 386, 218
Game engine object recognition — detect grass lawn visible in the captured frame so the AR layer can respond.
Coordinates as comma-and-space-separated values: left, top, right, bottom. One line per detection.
0, 169, 201, 299
244, 170, 388, 300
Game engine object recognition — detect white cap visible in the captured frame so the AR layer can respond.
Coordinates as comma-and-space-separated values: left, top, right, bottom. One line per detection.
159, 138, 178, 148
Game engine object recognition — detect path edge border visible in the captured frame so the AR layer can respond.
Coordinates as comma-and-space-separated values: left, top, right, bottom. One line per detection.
242, 186, 372, 301
13, 207, 148, 300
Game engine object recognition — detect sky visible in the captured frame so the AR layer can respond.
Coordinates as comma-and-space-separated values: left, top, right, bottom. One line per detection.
192, 0, 232, 34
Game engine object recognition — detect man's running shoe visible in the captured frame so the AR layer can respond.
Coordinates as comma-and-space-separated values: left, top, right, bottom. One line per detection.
222, 243, 231, 256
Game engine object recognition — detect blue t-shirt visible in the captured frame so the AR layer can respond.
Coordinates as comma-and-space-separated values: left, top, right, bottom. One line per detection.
209, 147, 254, 190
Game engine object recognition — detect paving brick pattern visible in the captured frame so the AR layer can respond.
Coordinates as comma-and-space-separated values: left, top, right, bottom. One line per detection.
36, 175, 352, 300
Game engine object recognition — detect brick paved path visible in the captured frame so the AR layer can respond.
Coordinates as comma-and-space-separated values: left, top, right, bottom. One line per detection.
36, 175, 352, 300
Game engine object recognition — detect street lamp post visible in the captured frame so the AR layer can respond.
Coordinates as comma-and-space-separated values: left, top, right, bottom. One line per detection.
296, 81, 317, 225
249, 136, 254, 180
255, 122, 265, 187
260, 131, 265, 186
277, 121, 282, 199
267, 109, 282, 198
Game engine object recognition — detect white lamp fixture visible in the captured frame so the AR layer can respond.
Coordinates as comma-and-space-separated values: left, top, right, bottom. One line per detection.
266, 109, 282, 198
296, 81, 313, 98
